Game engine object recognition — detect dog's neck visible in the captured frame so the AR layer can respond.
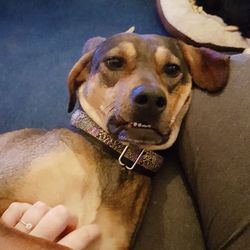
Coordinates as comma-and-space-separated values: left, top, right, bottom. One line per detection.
70, 109, 164, 177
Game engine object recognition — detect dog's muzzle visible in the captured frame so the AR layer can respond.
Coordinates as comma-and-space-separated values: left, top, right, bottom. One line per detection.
107, 84, 169, 146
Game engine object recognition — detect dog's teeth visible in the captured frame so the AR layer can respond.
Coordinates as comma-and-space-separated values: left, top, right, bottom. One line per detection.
131, 122, 152, 128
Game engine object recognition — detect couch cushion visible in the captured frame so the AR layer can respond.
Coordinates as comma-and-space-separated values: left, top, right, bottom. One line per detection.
134, 149, 205, 250
178, 54, 250, 249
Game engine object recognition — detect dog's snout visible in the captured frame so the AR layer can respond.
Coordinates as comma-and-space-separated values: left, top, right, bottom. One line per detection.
131, 84, 167, 114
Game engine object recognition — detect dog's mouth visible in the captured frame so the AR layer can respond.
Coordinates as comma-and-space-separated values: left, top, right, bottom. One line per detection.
107, 115, 170, 146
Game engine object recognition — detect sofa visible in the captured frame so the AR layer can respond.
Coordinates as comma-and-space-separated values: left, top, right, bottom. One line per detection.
0, 1, 249, 249
135, 54, 250, 250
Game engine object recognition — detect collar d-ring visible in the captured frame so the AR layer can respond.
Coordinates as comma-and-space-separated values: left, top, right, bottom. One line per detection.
118, 145, 145, 170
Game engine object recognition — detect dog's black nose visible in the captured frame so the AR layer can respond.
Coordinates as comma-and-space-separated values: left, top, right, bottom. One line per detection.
131, 84, 167, 114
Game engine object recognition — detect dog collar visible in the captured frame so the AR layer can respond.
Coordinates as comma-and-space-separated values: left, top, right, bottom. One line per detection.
70, 109, 164, 176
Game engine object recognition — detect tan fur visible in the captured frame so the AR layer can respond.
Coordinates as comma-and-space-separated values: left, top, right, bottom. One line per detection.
119, 42, 137, 65
0, 128, 150, 249
154, 46, 180, 68
0, 33, 229, 249
107, 42, 137, 61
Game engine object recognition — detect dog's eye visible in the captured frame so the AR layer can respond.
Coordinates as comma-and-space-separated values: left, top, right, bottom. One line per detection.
163, 63, 181, 77
104, 57, 125, 70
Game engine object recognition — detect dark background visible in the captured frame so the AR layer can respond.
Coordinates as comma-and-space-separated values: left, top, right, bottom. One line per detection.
0, 0, 168, 133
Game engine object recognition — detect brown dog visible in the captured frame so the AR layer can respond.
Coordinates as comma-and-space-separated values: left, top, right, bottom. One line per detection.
0, 33, 229, 249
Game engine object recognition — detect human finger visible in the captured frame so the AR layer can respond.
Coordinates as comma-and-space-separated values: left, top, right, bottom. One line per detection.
30, 205, 77, 241
58, 224, 100, 250
1, 202, 32, 227
15, 201, 50, 233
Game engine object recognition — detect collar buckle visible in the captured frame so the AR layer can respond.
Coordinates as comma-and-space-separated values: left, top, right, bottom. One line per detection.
118, 145, 145, 170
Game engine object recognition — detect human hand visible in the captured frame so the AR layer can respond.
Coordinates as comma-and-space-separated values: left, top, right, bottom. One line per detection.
1, 201, 100, 250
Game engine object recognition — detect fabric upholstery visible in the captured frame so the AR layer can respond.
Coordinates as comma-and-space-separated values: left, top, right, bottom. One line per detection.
178, 54, 250, 249
135, 149, 205, 250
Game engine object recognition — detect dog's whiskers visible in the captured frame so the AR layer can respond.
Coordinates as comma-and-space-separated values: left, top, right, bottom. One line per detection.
103, 103, 117, 115
108, 106, 116, 114
103, 103, 114, 111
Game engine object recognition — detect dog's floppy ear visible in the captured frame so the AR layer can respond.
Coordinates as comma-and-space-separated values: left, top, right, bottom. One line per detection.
67, 37, 106, 112
179, 42, 230, 92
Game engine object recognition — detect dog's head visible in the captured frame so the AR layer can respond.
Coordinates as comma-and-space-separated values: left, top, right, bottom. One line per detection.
68, 33, 229, 150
